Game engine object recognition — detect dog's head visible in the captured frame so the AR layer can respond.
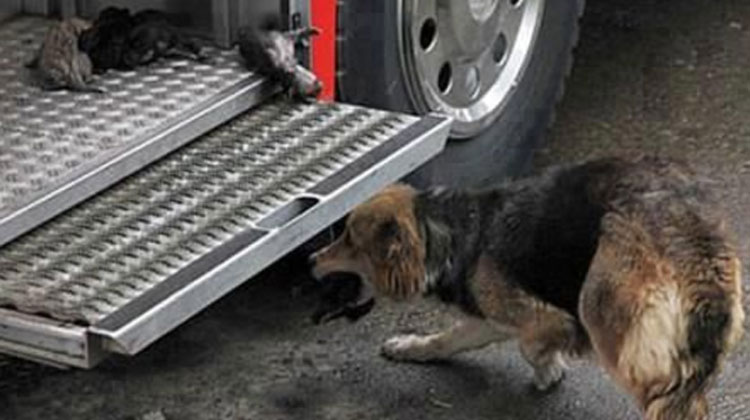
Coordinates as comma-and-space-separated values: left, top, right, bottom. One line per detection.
65, 18, 92, 36
310, 184, 426, 322
290, 65, 323, 100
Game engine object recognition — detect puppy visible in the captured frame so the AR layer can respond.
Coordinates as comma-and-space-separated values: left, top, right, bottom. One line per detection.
79, 7, 205, 73
122, 9, 206, 68
311, 272, 375, 324
238, 18, 322, 100
78, 6, 133, 72
310, 156, 745, 420
26, 18, 103, 93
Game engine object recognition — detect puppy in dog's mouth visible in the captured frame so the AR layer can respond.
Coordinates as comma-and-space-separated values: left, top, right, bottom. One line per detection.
310, 272, 375, 324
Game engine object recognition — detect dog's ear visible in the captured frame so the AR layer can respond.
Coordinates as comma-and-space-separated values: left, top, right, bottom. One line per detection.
374, 215, 425, 300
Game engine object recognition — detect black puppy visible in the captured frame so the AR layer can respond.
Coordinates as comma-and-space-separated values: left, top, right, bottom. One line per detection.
123, 10, 206, 68
238, 18, 322, 100
78, 6, 132, 73
311, 272, 375, 324
80, 7, 206, 73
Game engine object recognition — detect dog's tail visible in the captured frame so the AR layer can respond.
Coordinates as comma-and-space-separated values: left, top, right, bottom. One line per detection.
644, 259, 744, 420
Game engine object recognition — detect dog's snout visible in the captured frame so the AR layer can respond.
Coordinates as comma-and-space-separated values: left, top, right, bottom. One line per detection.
310, 80, 323, 97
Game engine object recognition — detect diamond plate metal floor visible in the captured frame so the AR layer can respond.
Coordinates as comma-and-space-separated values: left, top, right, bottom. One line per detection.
0, 98, 451, 365
0, 16, 271, 247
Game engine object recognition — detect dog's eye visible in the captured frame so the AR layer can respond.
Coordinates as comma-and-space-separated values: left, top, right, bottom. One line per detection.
342, 232, 362, 251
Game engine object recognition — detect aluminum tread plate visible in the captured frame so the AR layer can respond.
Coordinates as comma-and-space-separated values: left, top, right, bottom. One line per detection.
0, 16, 268, 247
0, 100, 426, 328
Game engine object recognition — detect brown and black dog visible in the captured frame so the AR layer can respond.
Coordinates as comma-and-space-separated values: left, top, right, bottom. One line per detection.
310, 156, 745, 420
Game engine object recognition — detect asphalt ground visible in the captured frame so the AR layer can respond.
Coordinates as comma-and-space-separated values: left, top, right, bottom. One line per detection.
2, 0, 750, 419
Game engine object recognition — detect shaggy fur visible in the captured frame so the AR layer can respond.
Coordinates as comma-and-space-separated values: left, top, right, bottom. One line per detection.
311, 156, 745, 420
26, 18, 103, 93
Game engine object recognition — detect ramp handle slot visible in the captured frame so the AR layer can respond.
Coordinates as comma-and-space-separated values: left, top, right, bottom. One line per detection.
256, 196, 320, 230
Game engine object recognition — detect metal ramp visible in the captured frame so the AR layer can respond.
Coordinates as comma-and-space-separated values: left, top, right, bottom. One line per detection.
0, 15, 452, 367
0, 98, 451, 367
0, 16, 272, 247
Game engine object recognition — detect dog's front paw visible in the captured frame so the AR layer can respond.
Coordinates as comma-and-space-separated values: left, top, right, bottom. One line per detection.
381, 334, 440, 362
532, 361, 566, 392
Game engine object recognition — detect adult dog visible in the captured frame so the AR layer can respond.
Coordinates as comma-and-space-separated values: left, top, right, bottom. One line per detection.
310, 156, 744, 420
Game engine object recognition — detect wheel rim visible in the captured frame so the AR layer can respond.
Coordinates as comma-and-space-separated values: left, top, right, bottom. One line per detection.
399, 0, 546, 138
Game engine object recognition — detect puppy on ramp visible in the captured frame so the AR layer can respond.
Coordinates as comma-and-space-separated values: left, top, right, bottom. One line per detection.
310, 156, 745, 420
27, 18, 103, 93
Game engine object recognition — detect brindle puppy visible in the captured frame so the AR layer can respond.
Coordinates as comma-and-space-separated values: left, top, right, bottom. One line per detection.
311, 156, 745, 420
27, 18, 104, 93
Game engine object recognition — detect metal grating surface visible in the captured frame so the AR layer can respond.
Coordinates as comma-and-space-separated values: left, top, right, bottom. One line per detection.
0, 16, 266, 246
0, 100, 419, 326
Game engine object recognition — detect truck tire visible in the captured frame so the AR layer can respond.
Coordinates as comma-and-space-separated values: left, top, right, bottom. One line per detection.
337, 0, 584, 187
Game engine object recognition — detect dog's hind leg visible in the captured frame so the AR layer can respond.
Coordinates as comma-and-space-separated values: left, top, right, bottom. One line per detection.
381, 317, 511, 363
164, 47, 198, 61
68, 58, 105, 93
579, 214, 684, 418
518, 306, 586, 391
579, 213, 740, 420
182, 37, 206, 58
168, 34, 210, 63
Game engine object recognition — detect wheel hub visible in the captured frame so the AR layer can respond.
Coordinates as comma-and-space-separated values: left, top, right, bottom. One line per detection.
400, 0, 546, 138
468, 0, 499, 22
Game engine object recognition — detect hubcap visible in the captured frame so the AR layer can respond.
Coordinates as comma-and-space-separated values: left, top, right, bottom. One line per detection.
400, 0, 545, 138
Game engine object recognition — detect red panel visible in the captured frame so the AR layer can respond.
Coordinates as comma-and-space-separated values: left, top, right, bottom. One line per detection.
311, 0, 337, 101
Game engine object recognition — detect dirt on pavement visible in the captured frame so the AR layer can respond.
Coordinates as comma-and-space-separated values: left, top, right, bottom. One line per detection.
2, 0, 750, 419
